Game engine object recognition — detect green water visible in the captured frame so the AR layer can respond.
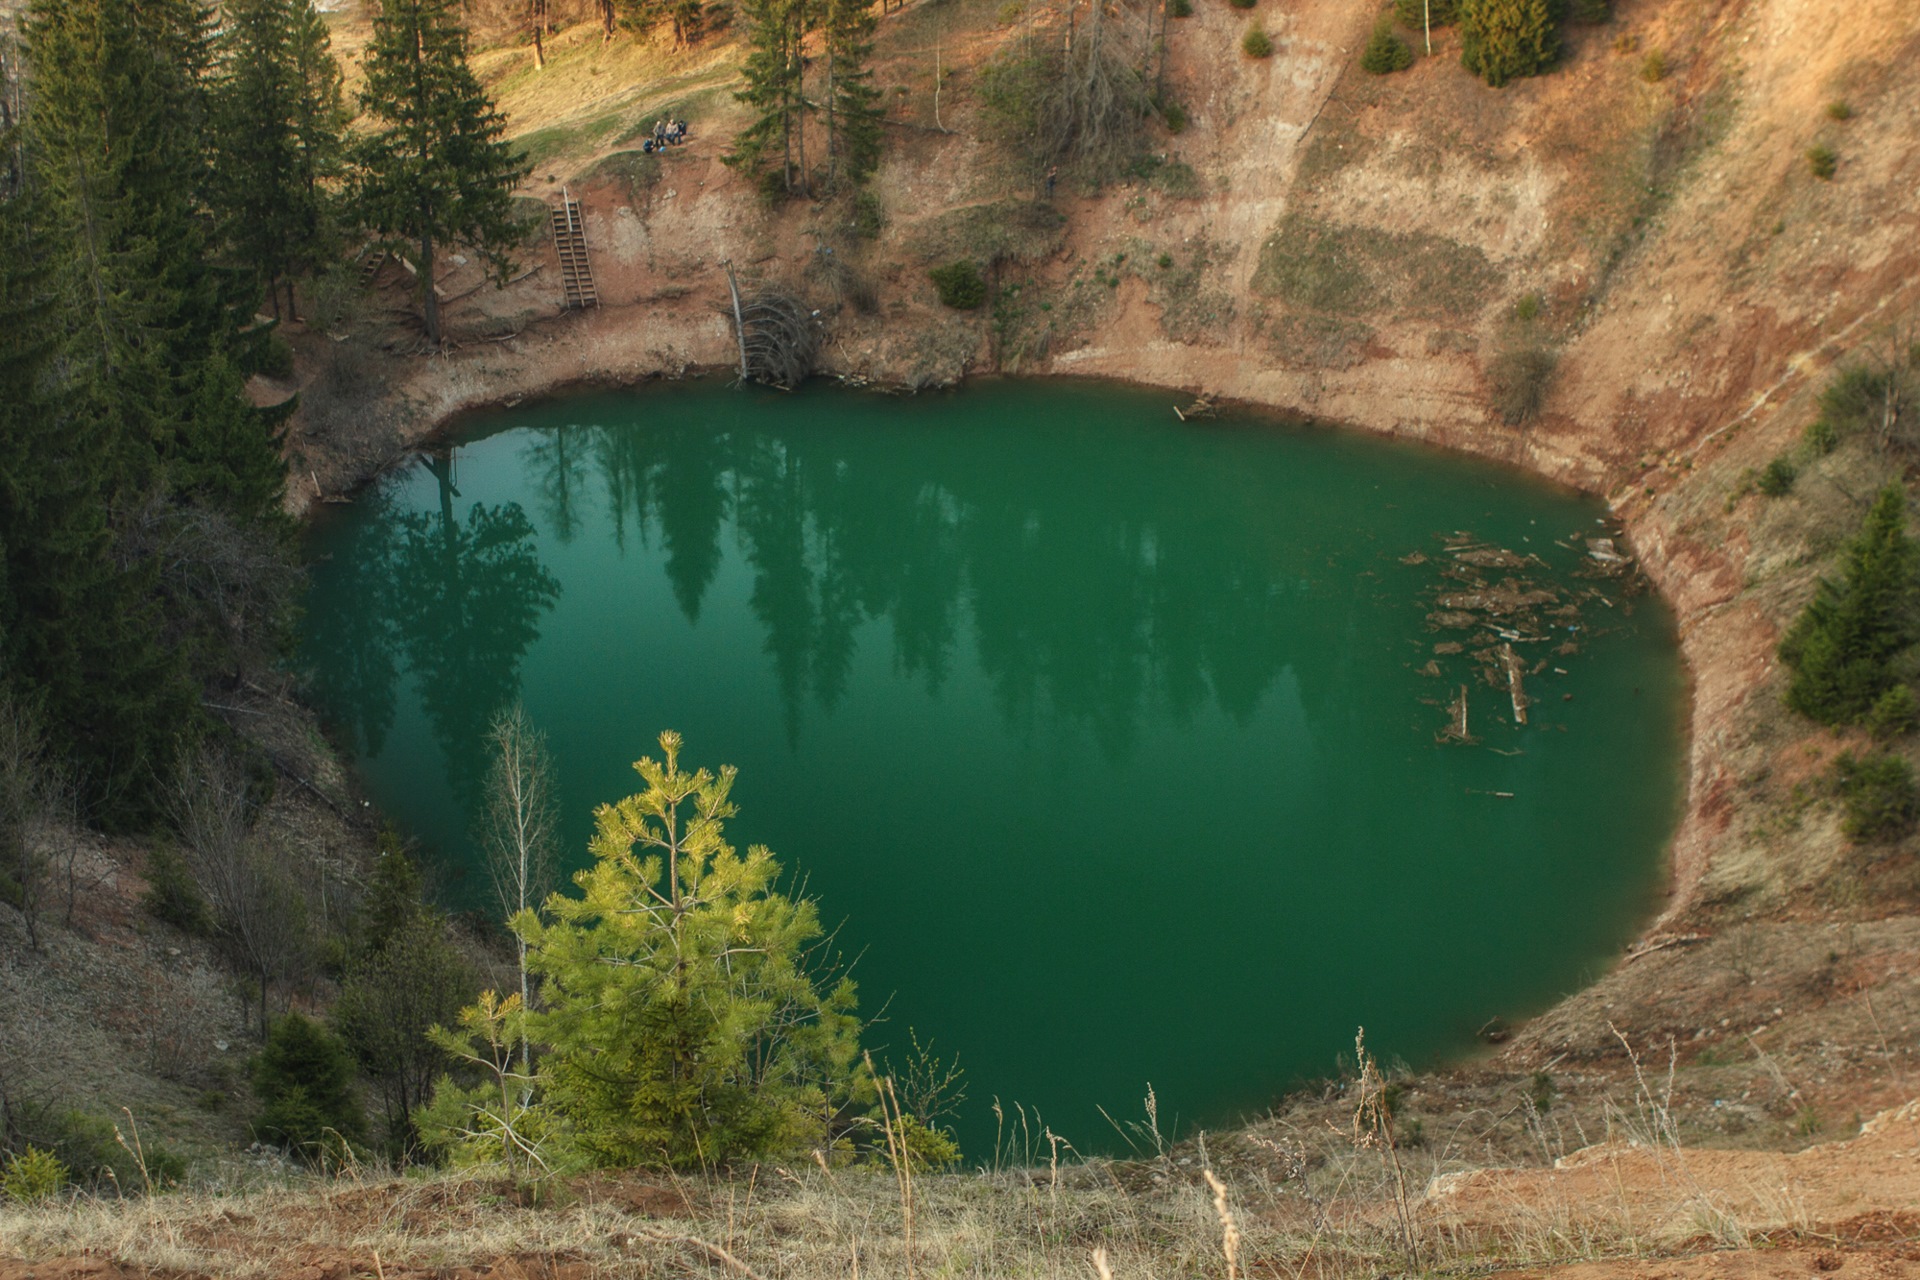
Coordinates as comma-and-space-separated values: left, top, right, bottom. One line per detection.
302, 378, 1686, 1157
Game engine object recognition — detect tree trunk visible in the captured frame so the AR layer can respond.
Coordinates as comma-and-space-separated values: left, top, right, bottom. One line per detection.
420, 227, 440, 346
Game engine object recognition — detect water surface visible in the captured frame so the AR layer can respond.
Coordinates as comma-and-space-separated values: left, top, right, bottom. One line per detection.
303, 379, 1685, 1156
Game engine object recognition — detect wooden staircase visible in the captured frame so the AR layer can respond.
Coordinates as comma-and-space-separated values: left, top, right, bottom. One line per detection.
550, 188, 598, 310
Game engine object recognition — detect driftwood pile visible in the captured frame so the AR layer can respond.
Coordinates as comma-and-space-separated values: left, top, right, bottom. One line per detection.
722, 262, 823, 390
1412, 526, 1642, 744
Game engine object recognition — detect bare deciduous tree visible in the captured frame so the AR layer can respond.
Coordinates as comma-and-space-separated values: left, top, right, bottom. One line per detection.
170, 746, 311, 1037
478, 702, 558, 1083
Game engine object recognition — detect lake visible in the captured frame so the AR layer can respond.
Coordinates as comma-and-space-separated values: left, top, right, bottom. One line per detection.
302, 377, 1686, 1158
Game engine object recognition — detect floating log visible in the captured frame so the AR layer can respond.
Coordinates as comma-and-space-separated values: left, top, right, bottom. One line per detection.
1173, 393, 1217, 422
1500, 643, 1529, 725
1437, 684, 1477, 745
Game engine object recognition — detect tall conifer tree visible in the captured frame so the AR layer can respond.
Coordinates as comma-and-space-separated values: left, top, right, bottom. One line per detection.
354, 0, 527, 347
821, 0, 882, 190
725, 0, 810, 196
209, 0, 348, 321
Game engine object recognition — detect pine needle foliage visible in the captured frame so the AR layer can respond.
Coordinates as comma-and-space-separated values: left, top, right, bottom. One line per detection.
1459, 0, 1558, 87
1362, 17, 1414, 73
207, 0, 348, 322
354, 0, 528, 345
1780, 485, 1920, 725
518, 732, 872, 1170
252, 1013, 366, 1159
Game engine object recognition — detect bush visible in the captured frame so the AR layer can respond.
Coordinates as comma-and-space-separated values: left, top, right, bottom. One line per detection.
1826, 100, 1853, 121
1757, 455, 1798, 497
1832, 751, 1918, 842
1807, 145, 1837, 180
142, 844, 212, 936
253, 1013, 365, 1160
1640, 50, 1666, 82
1362, 18, 1415, 72
1, 1146, 68, 1203
1228, 0, 1255, 10
1168, 0, 1192, 16
851, 189, 886, 240
1242, 23, 1274, 56
1566, 0, 1608, 22
1805, 417, 1840, 455
39, 1110, 184, 1191
1488, 345, 1557, 424
1393, 0, 1456, 26
1459, 0, 1559, 87
1869, 685, 1920, 741
1819, 364, 1906, 441
928, 261, 987, 310
1780, 485, 1919, 724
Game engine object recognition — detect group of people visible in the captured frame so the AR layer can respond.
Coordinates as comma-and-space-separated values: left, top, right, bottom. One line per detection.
641, 117, 690, 154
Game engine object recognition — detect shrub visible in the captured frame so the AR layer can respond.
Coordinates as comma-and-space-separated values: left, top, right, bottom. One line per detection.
1804, 417, 1840, 455
252, 1013, 365, 1160
851, 190, 886, 240
1807, 145, 1837, 180
1242, 23, 1274, 56
1825, 100, 1853, 121
1757, 455, 1798, 496
142, 844, 212, 936
1168, 0, 1192, 15
929, 261, 987, 310
1393, 0, 1456, 26
1640, 49, 1666, 82
39, 1111, 184, 1191
1780, 485, 1919, 724
1362, 18, 1415, 72
1228, 0, 1255, 10
1832, 751, 1918, 842
1157, 95, 1190, 133
1566, 0, 1608, 22
1512, 291, 1542, 322
1, 1146, 68, 1203
1459, 0, 1559, 87
1819, 364, 1906, 441
1488, 345, 1557, 424
1868, 685, 1920, 741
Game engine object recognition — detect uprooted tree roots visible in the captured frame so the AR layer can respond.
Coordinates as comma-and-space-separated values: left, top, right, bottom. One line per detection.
723, 266, 823, 390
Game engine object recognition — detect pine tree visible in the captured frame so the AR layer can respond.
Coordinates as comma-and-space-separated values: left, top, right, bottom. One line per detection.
1458, 0, 1558, 87
252, 1012, 367, 1156
821, 0, 883, 190
208, 0, 348, 322
354, 0, 529, 347
0, 89, 193, 827
725, 0, 810, 197
1780, 485, 1920, 724
1361, 16, 1415, 73
517, 732, 871, 1169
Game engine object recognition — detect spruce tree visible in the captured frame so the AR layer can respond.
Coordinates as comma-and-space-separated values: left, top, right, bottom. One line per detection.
1459, 0, 1558, 87
1780, 485, 1920, 724
725, 0, 809, 196
821, 0, 883, 190
354, 0, 528, 347
252, 1012, 366, 1156
209, 0, 348, 322
517, 732, 870, 1169
1362, 16, 1415, 73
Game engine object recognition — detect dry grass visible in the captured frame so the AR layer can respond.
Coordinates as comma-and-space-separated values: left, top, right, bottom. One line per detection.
10, 1066, 1911, 1279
